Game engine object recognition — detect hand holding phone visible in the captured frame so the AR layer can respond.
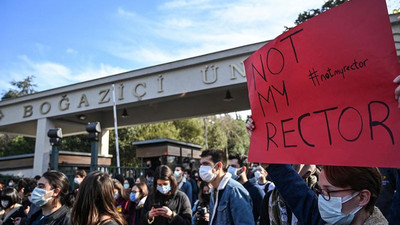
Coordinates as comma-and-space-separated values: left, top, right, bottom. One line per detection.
152, 202, 162, 208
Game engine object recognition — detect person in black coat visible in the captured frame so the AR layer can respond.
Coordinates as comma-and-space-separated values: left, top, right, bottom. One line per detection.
25, 171, 70, 225
0, 187, 26, 225
141, 165, 192, 225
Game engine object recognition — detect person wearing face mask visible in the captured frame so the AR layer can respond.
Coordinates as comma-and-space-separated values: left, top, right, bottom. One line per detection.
259, 164, 319, 225
191, 182, 211, 225
141, 165, 191, 225
173, 166, 192, 206
227, 153, 265, 223
13, 178, 38, 225
25, 170, 70, 225
184, 168, 199, 205
112, 179, 130, 221
0, 187, 25, 225
124, 179, 134, 191
253, 166, 275, 193
7, 180, 16, 189
127, 182, 148, 225
73, 169, 86, 187
145, 170, 155, 191
200, 149, 255, 225
247, 117, 388, 225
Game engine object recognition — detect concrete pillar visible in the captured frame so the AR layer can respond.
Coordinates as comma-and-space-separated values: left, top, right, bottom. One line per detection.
99, 129, 110, 156
32, 118, 55, 176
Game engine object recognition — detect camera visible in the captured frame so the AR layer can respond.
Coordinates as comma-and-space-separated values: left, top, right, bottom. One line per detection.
196, 206, 209, 225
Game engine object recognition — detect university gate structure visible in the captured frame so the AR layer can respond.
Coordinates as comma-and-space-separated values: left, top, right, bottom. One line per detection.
0, 14, 399, 177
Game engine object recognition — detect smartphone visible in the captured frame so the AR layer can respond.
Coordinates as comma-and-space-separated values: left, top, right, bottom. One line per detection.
152, 202, 162, 208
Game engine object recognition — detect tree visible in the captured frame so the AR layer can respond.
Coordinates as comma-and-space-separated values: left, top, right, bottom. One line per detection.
0, 76, 38, 157
61, 134, 91, 153
1, 135, 35, 156
2, 75, 37, 100
294, 0, 347, 25
173, 118, 204, 145
212, 115, 250, 155
206, 117, 228, 151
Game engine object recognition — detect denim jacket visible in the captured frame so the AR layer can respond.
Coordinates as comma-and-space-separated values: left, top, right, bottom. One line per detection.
209, 173, 255, 225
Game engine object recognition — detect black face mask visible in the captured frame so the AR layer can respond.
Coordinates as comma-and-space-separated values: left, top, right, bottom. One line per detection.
201, 193, 210, 202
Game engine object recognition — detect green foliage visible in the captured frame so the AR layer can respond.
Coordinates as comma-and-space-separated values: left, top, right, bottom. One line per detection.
61, 134, 91, 153
109, 128, 138, 166
0, 135, 12, 157
294, 0, 347, 25
0, 135, 35, 156
104, 116, 250, 166
130, 121, 180, 141
209, 115, 250, 155
206, 117, 228, 150
173, 118, 204, 145
2, 75, 37, 100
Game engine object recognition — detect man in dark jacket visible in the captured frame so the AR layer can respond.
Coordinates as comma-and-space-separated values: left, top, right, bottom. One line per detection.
184, 168, 199, 204
227, 153, 264, 223
173, 165, 192, 206
26, 171, 70, 225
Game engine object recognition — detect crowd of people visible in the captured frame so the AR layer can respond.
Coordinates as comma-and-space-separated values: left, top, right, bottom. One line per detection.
0, 148, 398, 225
0, 77, 399, 225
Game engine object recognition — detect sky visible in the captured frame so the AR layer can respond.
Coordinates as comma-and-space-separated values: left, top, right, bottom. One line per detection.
0, 0, 398, 100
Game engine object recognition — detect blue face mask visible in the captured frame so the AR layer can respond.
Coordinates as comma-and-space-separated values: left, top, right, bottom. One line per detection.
318, 192, 362, 225
130, 192, 138, 202
31, 187, 53, 207
157, 185, 171, 195
227, 166, 240, 180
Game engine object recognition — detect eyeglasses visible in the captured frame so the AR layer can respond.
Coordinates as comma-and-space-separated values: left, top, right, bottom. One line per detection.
314, 187, 353, 201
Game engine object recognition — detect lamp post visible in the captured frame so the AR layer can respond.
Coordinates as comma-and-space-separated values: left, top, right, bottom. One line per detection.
48, 128, 62, 171
86, 122, 101, 172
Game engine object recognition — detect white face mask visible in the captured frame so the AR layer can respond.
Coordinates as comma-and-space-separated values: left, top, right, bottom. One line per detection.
157, 185, 171, 195
114, 192, 120, 199
174, 171, 181, 178
318, 192, 362, 225
254, 171, 262, 180
74, 177, 81, 184
31, 187, 53, 207
199, 164, 217, 183
227, 166, 239, 180
123, 183, 130, 189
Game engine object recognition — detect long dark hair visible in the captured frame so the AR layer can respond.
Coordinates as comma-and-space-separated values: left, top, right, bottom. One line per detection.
42, 170, 69, 205
71, 171, 125, 225
112, 179, 129, 201
153, 165, 178, 197
135, 182, 149, 199
0, 187, 19, 207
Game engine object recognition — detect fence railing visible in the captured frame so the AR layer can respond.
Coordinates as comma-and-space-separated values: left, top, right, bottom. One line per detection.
57, 165, 147, 190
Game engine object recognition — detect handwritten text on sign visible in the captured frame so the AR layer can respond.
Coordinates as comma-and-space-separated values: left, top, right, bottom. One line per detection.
244, 0, 400, 167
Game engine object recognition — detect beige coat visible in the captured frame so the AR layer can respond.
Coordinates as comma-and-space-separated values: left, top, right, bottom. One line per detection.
363, 207, 388, 225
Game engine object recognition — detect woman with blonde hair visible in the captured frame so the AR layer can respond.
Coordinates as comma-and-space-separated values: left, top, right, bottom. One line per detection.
71, 171, 125, 225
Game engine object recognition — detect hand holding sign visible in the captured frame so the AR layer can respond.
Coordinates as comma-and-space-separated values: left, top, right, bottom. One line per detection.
394, 75, 400, 108
244, 0, 400, 167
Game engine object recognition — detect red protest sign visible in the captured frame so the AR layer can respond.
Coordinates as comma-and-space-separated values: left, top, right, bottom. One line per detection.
244, 0, 400, 167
